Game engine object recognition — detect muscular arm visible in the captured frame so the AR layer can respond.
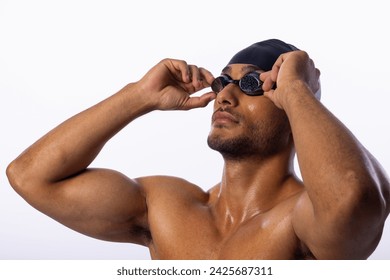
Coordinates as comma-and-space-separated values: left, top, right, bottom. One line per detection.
6, 59, 216, 245
262, 51, 390, 259
7, 85, 153, 244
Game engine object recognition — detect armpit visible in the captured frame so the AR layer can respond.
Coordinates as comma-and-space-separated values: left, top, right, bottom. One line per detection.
130, 224, 152, 246
295, 241, 316, 260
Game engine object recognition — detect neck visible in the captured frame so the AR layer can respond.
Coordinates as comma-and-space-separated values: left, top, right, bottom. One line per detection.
211, 146, 297, 231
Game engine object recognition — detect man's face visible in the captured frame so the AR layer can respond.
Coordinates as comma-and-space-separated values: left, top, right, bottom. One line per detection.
207, 64, 291, 160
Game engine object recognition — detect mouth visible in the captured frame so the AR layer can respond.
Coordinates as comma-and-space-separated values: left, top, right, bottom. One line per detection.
212, 109, 239, 125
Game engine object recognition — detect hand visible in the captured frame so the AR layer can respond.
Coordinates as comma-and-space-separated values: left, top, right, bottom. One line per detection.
136, 58, 216, 111
260, 51, 321, 109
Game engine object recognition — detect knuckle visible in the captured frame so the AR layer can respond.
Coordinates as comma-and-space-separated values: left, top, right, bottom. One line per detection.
298, 50, 309, 57
160, 58, 171, 63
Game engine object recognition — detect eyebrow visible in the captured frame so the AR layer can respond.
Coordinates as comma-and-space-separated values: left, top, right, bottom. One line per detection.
221, 65, 262, 75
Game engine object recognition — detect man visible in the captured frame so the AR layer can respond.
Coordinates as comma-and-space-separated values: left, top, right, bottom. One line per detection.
6, 39, 390, 259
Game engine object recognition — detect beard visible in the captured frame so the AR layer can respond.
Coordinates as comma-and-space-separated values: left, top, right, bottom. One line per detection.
207, 115, 290, 161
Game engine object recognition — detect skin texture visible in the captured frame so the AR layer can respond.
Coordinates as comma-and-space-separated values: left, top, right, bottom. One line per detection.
6, 52, 390, 259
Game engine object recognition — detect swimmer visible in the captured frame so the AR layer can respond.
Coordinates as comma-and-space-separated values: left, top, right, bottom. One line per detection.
7, 39, 390, 259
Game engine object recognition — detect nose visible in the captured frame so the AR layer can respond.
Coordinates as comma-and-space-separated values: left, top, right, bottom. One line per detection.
216, 84, 239, 107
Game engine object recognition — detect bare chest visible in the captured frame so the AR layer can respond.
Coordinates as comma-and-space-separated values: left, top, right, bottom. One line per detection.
147, 206, 301, 259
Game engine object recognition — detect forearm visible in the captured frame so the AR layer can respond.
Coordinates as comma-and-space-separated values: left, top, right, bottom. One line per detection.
285, 82, 384, 213
8, 82, 154, 185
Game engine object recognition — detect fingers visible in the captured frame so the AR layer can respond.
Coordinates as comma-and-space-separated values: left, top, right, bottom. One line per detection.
180, 66, 216, 109
188, 65, 203, 89
155, 58, 216, 111
260, 71, 275, 92
165, 59, 191, 83
180, 92, 216, 110
259, 53, 286, 92
260, 51, 320, 93
163, 59, 215, 92
188, 65, 215, 91
260, 51, 322, 110
198, 67, 215, 86
165, 59, 213, 82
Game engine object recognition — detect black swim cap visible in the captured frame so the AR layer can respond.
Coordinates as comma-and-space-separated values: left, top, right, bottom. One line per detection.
228, 39, 299, 71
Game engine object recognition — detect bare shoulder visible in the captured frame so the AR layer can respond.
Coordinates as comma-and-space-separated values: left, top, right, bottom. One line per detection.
136, 175, 209, 204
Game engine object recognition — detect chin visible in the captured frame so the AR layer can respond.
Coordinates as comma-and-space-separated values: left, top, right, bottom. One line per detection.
207, 131, 254, 158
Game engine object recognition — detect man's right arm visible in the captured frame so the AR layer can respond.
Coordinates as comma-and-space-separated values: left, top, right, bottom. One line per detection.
6, 59, 216, 244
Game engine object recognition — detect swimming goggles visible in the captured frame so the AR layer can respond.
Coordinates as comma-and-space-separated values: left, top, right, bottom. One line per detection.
211, 72, 264, 96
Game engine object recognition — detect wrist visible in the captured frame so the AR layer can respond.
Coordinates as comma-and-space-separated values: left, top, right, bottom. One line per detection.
279, 80, 312, 107
121, 82, 158, 113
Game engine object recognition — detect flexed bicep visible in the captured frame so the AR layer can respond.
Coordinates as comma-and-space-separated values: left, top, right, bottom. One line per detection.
36, 168, 149, 245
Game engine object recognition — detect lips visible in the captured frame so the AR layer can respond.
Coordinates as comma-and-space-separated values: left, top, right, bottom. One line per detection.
212, 110, 239, 124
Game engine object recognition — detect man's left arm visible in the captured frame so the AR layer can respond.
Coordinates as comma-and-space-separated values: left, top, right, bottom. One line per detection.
262, 51, 390, 259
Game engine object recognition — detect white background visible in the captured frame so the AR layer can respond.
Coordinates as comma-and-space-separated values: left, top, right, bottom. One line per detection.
1, 0, 389, 260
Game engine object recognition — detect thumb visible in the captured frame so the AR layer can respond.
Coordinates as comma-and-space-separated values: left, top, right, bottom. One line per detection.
180, 92, 216, 110
263, 90, 284, 110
